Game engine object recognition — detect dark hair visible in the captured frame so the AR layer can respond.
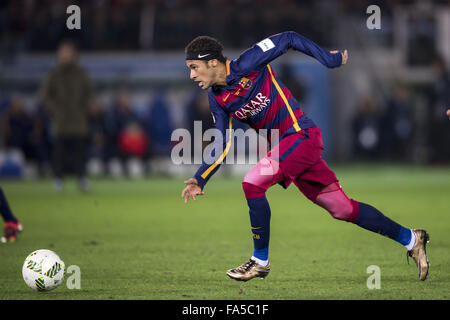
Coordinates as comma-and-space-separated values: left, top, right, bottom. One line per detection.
185, 36, 227, 63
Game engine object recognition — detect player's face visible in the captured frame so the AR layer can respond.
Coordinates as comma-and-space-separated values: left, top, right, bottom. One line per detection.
186, 60, 217, 90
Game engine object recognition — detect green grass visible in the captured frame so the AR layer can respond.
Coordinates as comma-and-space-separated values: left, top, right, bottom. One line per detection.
1, 165, 449, 300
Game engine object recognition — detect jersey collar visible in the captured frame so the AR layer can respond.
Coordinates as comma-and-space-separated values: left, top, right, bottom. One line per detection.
212, 60, 237, 92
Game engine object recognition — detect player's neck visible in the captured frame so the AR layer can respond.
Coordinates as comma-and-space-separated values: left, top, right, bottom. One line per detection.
213, 61, 228, 87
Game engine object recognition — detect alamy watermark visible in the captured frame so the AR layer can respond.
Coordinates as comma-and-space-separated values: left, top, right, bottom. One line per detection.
66, 264, 81, 290
66, 4, 380, 31
171, 121, 280, 169
366, 5, 381, 30
66, 5, 81, 30
366, 265, 381, 289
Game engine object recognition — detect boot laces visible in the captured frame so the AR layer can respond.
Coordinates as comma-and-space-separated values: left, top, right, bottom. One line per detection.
237, 259, 256, 272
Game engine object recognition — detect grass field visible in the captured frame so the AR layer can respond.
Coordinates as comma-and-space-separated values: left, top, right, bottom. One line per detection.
1, 165, 449, 300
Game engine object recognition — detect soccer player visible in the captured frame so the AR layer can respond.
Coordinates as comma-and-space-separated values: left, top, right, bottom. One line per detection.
181, 32, 430, 281
1, 188, 22, 243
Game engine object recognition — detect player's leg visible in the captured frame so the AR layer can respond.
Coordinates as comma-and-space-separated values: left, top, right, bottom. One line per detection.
313, 179, 414, 244
242, 157, 282, 263
296, 162, 430, 281
226, 156, 281, 281
0, 187, 22, 243
227, 131, 315, 281
242, 131, 316, 264
0, 188, 18, 223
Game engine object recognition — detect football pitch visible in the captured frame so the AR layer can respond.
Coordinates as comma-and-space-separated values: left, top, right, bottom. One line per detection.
1, 165, 449, 300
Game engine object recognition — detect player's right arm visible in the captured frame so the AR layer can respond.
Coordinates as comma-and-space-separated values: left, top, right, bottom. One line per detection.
182, 93, 233, 203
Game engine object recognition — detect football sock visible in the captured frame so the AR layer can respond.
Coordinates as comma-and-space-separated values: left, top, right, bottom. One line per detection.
404, 229, 416, 251
0, 188, 18, 223
355, 202, 412, 247
247, 196, 271, 261
251, 256, 269, 267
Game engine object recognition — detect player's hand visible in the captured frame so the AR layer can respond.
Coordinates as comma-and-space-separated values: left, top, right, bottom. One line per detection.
447, 109, 450, 119
331, 50, 348, 65
181, 178, 204, 204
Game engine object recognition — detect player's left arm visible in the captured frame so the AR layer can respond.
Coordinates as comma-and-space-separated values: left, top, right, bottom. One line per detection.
446, 109, 450, 119
182, 95, 233, 204
232, 31, 347, 75
181, 178, 204, 204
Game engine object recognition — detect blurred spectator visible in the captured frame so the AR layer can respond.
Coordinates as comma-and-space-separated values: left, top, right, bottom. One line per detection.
33, 102, 53, 176
104, 89, 148, 166
147, 92, 173, 157
0, 97, 52, 177
88, 98, 107, 162
187, 90, 215, 159
351, 95, 381, 160
187, 90, 215, 135
0, 97, 36, 162
429, 54, 450, 162
118, 123, 148, 159
41, 41, 94, 191
379, 84, 414, 161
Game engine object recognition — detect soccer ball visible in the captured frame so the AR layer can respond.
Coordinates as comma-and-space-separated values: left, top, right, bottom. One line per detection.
22, 249, 65, 291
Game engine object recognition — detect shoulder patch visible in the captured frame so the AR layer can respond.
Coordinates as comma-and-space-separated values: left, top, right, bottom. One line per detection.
257, 38, 275, 52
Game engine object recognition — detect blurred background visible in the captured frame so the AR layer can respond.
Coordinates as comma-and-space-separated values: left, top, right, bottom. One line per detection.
0, 0, 449, 182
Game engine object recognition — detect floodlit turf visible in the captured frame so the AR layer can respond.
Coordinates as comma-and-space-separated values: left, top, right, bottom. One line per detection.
1, 165, 449, 300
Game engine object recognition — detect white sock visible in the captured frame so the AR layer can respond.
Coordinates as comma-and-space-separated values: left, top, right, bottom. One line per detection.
405, 229, 416, 251
251, 256, 269, 267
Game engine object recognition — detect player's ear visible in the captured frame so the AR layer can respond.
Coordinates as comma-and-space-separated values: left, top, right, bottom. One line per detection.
210, 59, 218, 68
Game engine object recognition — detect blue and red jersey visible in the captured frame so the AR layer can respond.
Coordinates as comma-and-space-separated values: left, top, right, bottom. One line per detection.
193, 31, 342, 189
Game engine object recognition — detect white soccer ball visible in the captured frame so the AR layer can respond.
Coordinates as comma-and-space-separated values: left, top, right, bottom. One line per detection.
22, 249, 65, 291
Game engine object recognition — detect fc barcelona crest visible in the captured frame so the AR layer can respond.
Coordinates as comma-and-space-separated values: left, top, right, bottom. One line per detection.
239, 77, 253, 90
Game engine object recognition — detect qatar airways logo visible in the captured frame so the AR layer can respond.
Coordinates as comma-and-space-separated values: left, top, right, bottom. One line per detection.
234, 93, 270, 120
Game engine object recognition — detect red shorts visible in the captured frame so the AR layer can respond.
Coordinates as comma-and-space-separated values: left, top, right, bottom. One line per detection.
267, 127, 338, 202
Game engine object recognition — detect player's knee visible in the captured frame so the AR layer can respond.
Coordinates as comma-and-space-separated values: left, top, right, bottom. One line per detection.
242, 181, 266, 199
330, 200, 354, 221
242, 161, 278, 199
315, 187, 357, 222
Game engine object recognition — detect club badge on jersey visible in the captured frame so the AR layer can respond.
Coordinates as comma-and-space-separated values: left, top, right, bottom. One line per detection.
223, 76, 254, 103
239, 77, 253, 90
